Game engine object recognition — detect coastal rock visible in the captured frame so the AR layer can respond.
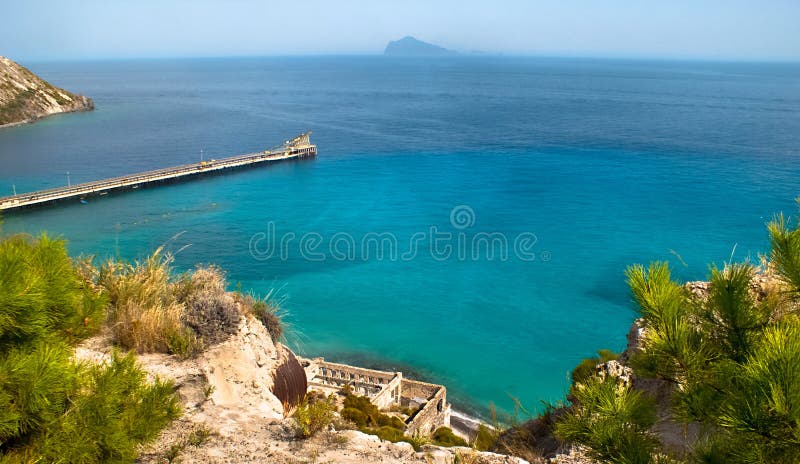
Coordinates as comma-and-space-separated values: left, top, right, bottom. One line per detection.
686, 269, 786, 303
618, 317, 646, 364
685, 280, 710, 300
0, 56, 94, 127
595, 360, 633, 387
78, 309, 528, 463
550, 446, 595, 464
76, 313, 287, 434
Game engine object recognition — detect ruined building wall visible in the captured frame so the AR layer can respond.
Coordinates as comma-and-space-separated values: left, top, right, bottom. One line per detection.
307, 360, 402, 407
403, 379, 450, 436
371, 374, 403, 409
304, 358, 451, 436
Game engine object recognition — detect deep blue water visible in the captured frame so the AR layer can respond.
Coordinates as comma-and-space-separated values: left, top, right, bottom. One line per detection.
1, 57, 799, 417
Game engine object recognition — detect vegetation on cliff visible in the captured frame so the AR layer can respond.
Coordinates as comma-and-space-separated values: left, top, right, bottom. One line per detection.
0, 225, 288, 462
97, 248, 283, 358
0, 56, 93, 126
3, 192, 798, 463
548, 199, 800, 463
0, 233, 179, 462
293, 387, 467, 452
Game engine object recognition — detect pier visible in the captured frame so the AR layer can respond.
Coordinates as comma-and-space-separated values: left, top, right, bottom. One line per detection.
0, 132, 316, 212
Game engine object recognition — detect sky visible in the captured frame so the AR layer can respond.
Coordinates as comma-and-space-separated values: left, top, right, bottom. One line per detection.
2, 0, 799, 61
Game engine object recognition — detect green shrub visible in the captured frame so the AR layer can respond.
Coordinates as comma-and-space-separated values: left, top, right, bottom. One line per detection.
768, 208, 800, 296
341, 392, 406, 432
343, 392, 380, 424
376, 413, 406, 430
626, 262, 713, 386
473, 424, 497, 451
554, 376, 658, 464
0, 340, 80, 445
293, 393, 337, 438
601, 201, 800, 463
403, 433, 430, 451
388, 404, 415, 416
370, 426, 405, 443
341, 392, 418, 446
432, 427, 467, 447
570, 349, 619, 386
0, 346, 180, 462
364, 426, 428, 451
166, 327, 202, 359
33, 352, 181, 463
0, 233, 105, 348
0, 234, 180, 461
341, 407, 369, 428
711, 319, 800, 463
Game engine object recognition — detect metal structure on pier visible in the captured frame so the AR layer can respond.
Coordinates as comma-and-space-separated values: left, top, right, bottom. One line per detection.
0, 132, 316, 212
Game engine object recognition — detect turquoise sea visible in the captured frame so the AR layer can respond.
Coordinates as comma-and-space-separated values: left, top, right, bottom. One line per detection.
1, 57, 799, 417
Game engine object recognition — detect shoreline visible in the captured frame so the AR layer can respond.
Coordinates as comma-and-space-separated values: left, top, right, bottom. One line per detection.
0, 103, 94, 130
449, 408, 488, 440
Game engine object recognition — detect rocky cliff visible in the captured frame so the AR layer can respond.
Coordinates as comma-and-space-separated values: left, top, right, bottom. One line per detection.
0, 56, 93, 127
76, 311, 525, 464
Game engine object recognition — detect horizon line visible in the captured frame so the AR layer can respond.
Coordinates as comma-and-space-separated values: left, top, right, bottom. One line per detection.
17, 52, 800, 65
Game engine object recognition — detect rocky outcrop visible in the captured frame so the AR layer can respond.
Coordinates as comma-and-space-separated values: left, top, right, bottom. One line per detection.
75, 313, 290, 432
595, 360, 634, 387
0, 56, 93, 127
686, 267, 786, 303
76, 311, 529, 463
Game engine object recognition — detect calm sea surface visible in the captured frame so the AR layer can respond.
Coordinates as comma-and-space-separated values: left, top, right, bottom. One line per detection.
1, 57, 798, 416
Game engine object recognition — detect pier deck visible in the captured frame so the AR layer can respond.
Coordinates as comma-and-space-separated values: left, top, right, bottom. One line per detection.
0, 132, 316, 212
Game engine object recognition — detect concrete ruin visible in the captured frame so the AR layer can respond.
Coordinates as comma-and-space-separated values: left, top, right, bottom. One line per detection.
302, 358, 451, 436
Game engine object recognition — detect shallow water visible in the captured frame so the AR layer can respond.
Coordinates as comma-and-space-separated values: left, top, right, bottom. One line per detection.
1, 56, 799, 416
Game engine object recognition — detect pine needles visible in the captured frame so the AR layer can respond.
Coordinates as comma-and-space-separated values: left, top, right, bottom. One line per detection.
554, 376, 659, 464
768, 212, 800, 298
0, 233, 105, 349
554, 199, 800, 463
0, 233, 180, 462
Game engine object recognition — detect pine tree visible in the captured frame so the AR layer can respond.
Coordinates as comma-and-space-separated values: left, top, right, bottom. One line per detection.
0, 233, 180, 462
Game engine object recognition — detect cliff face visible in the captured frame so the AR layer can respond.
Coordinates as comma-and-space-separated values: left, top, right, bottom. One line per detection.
0, 56, 93, 127
77, 311, 524, 464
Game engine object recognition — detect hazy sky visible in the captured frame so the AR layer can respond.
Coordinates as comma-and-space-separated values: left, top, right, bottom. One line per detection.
3, 0, 799, 61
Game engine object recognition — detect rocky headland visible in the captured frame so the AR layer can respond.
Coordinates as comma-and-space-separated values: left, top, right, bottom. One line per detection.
0, 56, 94, 128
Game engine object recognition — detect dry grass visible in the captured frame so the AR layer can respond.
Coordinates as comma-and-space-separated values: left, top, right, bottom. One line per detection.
99, 248, 193, 354
98, 248, 247, 356
178, 265, 240, 346
240, 289, 287, 342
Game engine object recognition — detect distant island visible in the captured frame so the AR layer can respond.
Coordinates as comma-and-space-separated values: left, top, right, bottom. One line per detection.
0, 56, 93, 128
384, 36, 457, 56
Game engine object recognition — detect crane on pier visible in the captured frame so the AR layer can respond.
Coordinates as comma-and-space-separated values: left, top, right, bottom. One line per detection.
285, 131, 312, 148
